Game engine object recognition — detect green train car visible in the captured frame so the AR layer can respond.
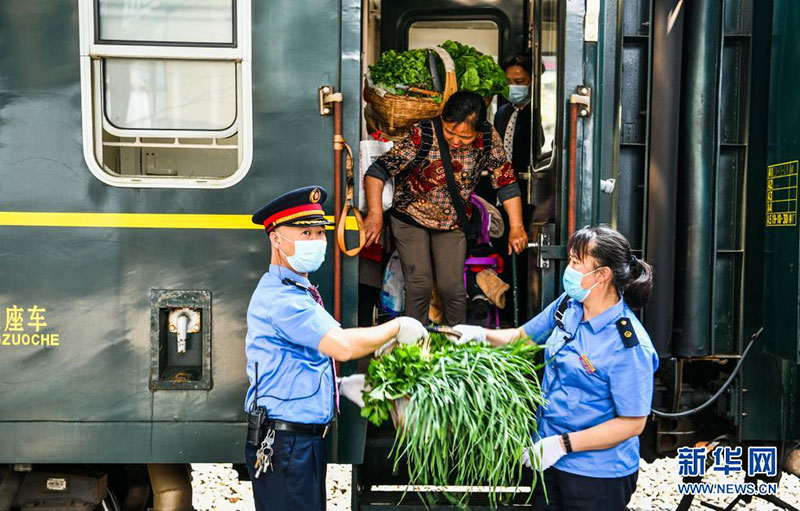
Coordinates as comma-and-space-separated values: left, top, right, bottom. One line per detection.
1, 0, 799, 509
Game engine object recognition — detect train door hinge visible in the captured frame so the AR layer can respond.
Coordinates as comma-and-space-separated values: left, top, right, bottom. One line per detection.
569, 86, 591, 117
319, 85, 342, 116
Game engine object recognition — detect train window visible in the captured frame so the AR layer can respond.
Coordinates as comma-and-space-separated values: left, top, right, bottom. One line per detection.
78, 0, 252, 188
97, 0, 235, 45
408, 20, 500, 58
538, 0, 558, 153
103, 59, 237, 132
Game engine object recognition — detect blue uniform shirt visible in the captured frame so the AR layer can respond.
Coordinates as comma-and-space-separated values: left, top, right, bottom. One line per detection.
243, 264, 340, 424
522, 293, 659, 477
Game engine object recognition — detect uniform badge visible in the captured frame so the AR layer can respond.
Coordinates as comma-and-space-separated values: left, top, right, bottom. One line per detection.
309, 187, 322, 203
579, 354, 596, 374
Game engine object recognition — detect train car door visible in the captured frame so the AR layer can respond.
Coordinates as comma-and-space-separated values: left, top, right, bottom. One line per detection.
374, 0, 562, 321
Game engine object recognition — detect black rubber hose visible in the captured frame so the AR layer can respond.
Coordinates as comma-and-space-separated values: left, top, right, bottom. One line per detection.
651, 327, 764, 418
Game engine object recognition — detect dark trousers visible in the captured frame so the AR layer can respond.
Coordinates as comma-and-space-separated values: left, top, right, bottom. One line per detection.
390, 215, 467, 325
245, 431, 327, 511
532, 468, 638, 511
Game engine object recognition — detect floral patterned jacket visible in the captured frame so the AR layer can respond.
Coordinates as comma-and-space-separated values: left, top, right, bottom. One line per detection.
365, 119, 521, 231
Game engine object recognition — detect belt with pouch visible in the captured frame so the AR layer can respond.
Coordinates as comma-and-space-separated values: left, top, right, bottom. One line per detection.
247, 408, 330, 447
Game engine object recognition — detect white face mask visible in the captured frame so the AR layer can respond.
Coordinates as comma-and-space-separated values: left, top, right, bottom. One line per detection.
508, 84, 531, 105
276, 232, 327, 273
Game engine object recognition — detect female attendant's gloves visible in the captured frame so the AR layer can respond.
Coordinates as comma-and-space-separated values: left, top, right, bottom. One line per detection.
521, 435, 567, 471
451, 324, 487, 345
337, 374, 368, 408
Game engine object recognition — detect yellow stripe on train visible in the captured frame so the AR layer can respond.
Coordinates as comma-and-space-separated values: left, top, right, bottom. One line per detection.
0, 212, 359, 230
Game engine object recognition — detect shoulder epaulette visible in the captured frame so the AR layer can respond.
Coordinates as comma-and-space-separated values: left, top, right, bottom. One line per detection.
281, 277, 308, 292
616, 317, 639, 348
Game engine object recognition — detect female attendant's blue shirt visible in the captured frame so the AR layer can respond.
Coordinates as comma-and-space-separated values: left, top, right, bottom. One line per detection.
522, 293, 659, 477
243, 265, 340, 424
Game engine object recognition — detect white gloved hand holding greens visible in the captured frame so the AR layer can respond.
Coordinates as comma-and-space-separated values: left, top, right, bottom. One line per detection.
395, 316, 428, 345
522, 435, 567, 471
375, 316, 429, 357
452, 324, 487, 345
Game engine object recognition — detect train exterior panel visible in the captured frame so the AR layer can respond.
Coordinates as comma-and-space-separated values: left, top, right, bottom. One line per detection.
0, 0, 362, 464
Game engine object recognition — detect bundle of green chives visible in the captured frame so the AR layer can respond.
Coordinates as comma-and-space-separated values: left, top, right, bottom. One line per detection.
362, 334, 547, 508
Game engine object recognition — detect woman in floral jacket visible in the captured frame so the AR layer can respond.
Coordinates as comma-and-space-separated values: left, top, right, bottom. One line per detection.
363, 91, 528, 326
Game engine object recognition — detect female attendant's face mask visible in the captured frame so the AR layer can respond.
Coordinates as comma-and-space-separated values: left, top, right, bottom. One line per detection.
562, 265, 603, 302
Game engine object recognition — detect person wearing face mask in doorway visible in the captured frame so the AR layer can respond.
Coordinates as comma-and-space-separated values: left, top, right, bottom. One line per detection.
244, 185, 428, 511
477, 52, 546, 323
495, 52, 545, 179
451, 225, 659, 511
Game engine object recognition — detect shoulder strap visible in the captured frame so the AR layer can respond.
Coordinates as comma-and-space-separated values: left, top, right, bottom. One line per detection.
432, 117, 476, 241
481, 121, 493, 153
281, 277, 308, 291
404, 120, 434, 172
616, 317, 640, 348
552, 294, 570, 331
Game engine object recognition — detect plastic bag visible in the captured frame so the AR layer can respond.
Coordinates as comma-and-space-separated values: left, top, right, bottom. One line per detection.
358, 140, 395, 212
380, 250, 404, 316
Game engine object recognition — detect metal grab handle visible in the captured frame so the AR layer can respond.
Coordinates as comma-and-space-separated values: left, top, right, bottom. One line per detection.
532, 151, 553, 173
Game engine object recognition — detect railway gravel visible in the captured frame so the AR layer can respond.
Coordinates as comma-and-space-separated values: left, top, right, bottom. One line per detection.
191, 458, 800, 510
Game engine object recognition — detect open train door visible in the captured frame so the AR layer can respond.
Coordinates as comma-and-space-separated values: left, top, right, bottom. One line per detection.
378, 0, 565, 323
525, 0, 562, 321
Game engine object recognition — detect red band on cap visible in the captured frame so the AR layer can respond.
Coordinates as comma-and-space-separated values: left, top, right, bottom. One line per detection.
263, 203, 324, 230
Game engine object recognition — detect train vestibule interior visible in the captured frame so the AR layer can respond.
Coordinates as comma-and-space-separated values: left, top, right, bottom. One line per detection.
357, 0, 560, 328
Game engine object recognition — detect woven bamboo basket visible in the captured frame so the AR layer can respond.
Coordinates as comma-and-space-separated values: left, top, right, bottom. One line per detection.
364, 46, 457, 133
363, 105, 410, 142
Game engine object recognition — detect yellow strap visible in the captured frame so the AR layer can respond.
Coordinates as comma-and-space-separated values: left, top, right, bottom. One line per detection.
336, 202, 365, 256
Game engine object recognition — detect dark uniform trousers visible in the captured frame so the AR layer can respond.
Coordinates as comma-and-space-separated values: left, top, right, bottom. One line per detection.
532, 468, 638, 511
245, 430, 327, 511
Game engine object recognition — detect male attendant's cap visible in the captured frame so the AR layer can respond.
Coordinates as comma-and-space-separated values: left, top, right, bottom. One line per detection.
252, 186, 334, 233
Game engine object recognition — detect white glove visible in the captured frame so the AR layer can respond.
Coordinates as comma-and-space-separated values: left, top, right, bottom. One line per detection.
338, 374, 368, 408
452, 324, 486, 345
395, 316, 429, 345
522, 435, 567, 471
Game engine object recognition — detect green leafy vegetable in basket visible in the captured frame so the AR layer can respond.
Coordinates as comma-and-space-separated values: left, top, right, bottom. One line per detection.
368, 41, 509, 100
362, 333, 546, 508
440, 40, 510, 99
368, 49, 434, 96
